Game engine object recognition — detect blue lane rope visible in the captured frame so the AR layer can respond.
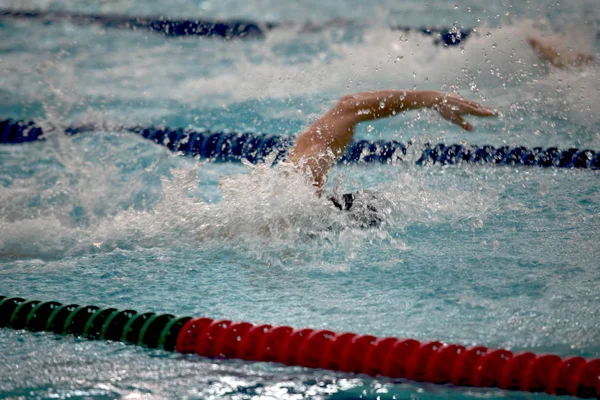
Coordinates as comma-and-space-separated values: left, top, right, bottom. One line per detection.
0, 9, 268, 39
0, 9, 471, 45
1, 119, 598, 169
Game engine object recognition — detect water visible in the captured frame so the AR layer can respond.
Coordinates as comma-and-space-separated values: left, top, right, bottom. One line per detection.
1, 0, 599, 398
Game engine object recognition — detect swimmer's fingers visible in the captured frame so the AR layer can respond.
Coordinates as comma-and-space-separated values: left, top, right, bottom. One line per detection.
435, 93, 497, 117
433, 92, 497, 131
439, 109, 473, 131
450, 96, 497, 117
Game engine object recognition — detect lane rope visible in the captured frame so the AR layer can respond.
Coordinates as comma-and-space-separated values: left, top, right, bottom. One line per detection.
1, 296, 598, 398
1, 118, 598, 169
0, 9, 471, 45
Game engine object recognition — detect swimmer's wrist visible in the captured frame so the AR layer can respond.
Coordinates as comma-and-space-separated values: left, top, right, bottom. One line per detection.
420, 90, 441, 109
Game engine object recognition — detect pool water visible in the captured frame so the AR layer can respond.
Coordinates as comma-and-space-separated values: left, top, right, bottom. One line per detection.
1, 0, 599, 398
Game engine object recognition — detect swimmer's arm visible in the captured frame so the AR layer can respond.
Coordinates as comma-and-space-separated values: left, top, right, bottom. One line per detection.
528, 36, 594, 68
328, 90, 497, 131
289, 90, 496, 195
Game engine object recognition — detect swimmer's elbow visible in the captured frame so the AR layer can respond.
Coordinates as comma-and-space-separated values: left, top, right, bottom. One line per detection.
338, 94, 359, 104
336, 94, 361, 113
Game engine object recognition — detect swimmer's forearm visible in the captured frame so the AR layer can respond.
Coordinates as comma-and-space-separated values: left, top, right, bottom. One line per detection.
335, 90, 439, 122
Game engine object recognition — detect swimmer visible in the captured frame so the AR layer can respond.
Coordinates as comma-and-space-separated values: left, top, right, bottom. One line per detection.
286, 90, 497, 226
527, 35, 595, 69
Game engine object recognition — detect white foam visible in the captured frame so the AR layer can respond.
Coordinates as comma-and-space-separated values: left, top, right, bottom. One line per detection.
0, 138, 499, 264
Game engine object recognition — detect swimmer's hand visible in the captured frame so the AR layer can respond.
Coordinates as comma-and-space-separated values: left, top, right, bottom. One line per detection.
428, 92, 497, 131
527, 35, 594, 69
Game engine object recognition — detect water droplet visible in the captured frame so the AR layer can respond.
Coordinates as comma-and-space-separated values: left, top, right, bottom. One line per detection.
379, 101, 385, 109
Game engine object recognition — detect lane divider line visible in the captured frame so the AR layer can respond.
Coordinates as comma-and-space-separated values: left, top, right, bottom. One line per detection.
1, 119, 598, 169
1, 296, 598, 398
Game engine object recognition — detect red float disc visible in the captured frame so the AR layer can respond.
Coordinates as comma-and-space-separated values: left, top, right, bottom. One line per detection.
296, 330, 337, 369
338, 335, 377, 374
322, 333, 357, 371
363, 337, 398, 377
381, 339, 421, 378
215, 322, 253, 359
197, 320, 231, 357
406, 341, 443, 381
237, 324, 272, 360
279, 328, 314, 366
546, 356, 584, 395
574, 359, 600, 398
256, 325, 294, 363
451, 346, 488, 387
425, 344, 466, 384
471, 349, 513, 387
498, 352, 536, 390
175, 317, 214, 354
520, 354, 561, 392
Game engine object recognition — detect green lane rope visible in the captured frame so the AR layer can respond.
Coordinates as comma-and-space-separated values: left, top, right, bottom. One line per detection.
82, 307, 118, 339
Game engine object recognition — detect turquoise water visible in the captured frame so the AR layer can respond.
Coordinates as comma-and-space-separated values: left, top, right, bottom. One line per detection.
1, 0, 599, 398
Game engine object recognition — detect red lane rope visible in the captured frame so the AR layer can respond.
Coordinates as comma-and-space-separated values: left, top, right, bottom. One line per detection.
175, 318, 599, 398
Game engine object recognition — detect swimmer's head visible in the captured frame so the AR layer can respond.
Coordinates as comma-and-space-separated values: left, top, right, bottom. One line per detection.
329, 192, 383, 228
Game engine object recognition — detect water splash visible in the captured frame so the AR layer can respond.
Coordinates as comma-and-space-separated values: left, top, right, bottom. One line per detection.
0, 134, 498, 266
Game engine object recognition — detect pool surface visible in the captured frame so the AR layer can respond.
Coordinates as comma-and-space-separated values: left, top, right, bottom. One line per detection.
1, 0, 599, 398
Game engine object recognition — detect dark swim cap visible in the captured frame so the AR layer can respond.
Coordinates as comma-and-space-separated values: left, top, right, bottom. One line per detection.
328, 192, 382, 228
